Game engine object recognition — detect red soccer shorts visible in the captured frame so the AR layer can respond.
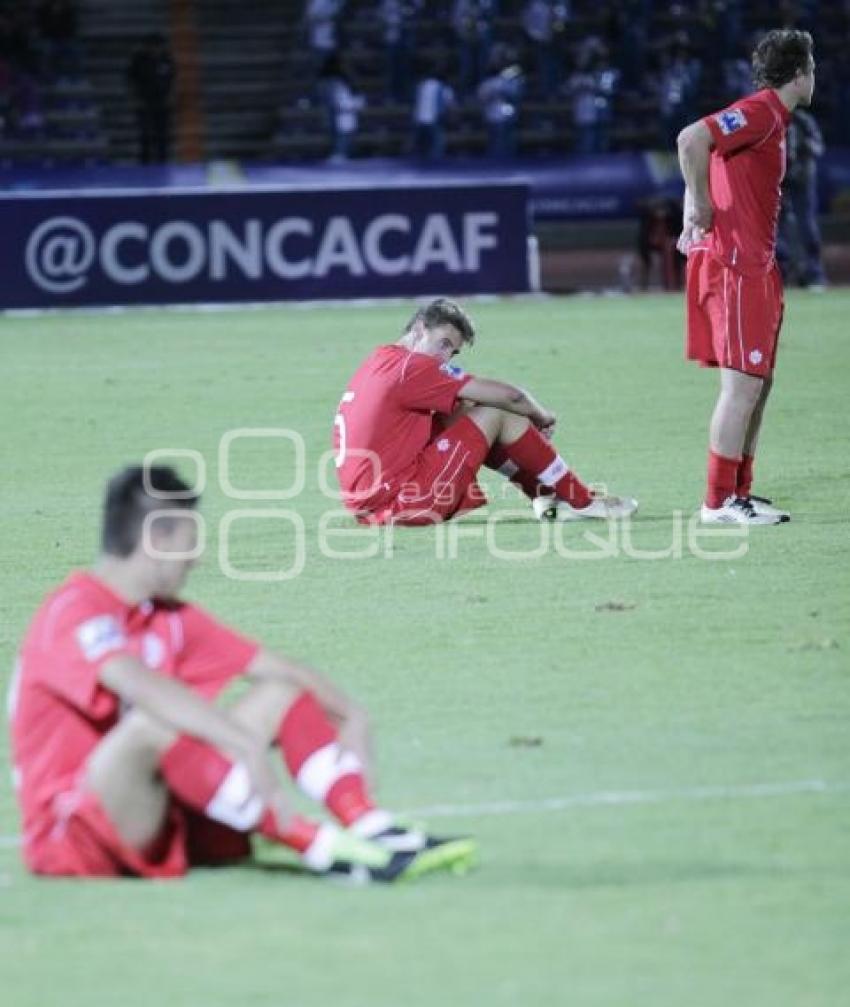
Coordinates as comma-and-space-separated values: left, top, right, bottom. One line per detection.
686, 249, 783, 377
372, 415, 491, 526
23, 789, 250, 879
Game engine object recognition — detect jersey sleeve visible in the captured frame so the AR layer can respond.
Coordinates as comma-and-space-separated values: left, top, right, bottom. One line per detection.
703, 96, 777, 156
175, 604, 260, 699
35, 607, 133, 719
394, 353, 473, 414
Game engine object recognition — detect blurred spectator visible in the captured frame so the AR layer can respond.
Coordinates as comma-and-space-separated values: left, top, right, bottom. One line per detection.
826, 49, 850, 146
378, 0, 422, 103
777, 109, 827, 289
318, 53, 364, 161
477, 46, 523, 157
636, 196, 684, 290
697, 0, 743, 66
522, 0, 569, 99
565, 41, 619, 155
127, 33, 175, 163
452, 0, 498, 96
657, 34, 701, 148
721, 39, 752, 101
603, 0, 651, 92
0, 7, 44, 132
411, 57, 455, 159
36, 0, 80, 80
304, 0, 346, 73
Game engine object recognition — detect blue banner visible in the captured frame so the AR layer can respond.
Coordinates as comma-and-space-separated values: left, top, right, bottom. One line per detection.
0, 184, 529, 309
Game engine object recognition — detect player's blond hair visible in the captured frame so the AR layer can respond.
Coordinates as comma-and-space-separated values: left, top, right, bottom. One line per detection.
404, 298, 476, 346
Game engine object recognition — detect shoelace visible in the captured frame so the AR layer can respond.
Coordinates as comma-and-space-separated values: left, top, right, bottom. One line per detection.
732, 496, 757, 516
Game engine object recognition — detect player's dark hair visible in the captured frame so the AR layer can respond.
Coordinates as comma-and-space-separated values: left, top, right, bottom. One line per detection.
404, 298, 475, 346
101, 465, 198, 557
752, 29, 813, 89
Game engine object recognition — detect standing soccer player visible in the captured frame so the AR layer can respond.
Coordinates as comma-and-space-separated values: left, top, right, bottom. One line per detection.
677, 29, 815, 524
332, 298, 637, 526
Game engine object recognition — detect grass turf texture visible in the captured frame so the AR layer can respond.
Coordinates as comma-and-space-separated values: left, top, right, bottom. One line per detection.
1, 291, 848, 1007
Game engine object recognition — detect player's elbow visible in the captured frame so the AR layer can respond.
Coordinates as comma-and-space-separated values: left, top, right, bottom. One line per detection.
677, 122, 710, 156
676, 124, 695, 151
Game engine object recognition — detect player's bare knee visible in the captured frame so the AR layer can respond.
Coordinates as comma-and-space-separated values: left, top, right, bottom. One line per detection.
229, 677, 298, 740
465, 404, 502, 443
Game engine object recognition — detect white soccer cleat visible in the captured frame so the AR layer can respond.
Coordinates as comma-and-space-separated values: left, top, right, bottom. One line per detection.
700, 495, 786, 525
532, 494, 638, 522
745, 494, 791, 522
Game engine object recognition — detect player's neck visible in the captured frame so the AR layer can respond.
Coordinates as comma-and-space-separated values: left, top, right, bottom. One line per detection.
773, 84, 800, 113
92, 556, 153, 606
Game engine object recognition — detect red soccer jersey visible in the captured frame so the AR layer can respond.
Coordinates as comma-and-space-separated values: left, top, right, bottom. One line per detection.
333, 344, 473, 509
703, 88, 791, 276
9, 571, 258, 845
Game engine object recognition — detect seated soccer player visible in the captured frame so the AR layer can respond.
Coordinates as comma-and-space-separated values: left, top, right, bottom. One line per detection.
332, 298, 637, 526
8, 465, 475, 881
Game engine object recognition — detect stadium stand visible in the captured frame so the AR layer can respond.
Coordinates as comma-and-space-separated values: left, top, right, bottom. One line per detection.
1, 1, 847, 166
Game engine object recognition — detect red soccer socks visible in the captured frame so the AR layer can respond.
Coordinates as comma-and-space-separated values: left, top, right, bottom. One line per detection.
159, 735, 324, 857
484, 444, 541, 498
706, 450, 740, 508
736, 453, 755, 498
502, 426, 592, 508
277, 691, 375, 827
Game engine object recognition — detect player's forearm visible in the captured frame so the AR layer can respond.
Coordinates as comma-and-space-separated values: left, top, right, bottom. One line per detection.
461, 378, 545, 421
503, 386, 548, 422
101, 659, 259, 762
247, 650, 367, 726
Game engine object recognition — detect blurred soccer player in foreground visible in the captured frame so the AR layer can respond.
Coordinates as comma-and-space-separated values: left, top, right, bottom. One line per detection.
9, 466, 475, 882
677, 29, 815, 525
333, 298, 637, 526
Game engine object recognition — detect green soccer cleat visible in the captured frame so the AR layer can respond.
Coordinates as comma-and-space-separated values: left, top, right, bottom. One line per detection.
383, 836, 478, 882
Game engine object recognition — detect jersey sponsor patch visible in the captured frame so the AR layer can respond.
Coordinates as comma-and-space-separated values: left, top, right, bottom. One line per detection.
76, 615, 127, 662
715, 108, 747, 135
142, 632, 166, 669
439, 362, 466, 380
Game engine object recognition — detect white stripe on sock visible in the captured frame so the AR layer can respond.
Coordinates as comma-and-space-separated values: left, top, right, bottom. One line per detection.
350, 808, 394, 838
302, 822, 341, 871
296, 744, 364, 802
205, 763, 264, 831
538, 456, 568, 487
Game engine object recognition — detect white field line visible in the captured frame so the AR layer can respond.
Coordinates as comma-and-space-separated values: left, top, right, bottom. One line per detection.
404, 778, 850, 819
0, 779, 845, 849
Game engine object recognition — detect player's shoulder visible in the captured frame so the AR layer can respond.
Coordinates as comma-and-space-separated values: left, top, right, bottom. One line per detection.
25, 571, 126, 655
710, 89, 781, 133
357, 343, 406, 378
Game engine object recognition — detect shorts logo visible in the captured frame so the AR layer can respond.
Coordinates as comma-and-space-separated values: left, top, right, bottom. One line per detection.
716, 109, 747, 135
76, 615, 126, 662
439, 362, 466, 380
749, 349, 763, 365
436, 438, 451, 452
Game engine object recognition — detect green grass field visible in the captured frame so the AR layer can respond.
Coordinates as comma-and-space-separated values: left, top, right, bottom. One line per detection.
1, 291, 848, 1006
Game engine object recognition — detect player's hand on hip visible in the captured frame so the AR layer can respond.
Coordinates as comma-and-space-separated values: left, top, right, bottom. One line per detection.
678, 200, 713, 254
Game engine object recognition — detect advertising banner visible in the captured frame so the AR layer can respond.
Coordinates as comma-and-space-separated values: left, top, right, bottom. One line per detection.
0, 183, 529, 309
